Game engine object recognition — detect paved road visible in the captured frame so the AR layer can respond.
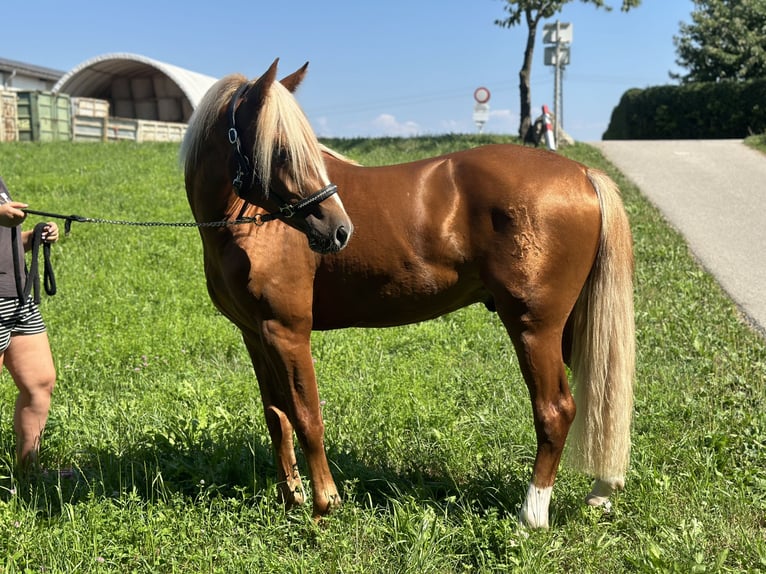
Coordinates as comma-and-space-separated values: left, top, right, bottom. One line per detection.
593, 139, 766, 336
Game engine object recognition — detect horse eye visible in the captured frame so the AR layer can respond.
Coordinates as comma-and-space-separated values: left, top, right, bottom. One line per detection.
276, 148, 289, 164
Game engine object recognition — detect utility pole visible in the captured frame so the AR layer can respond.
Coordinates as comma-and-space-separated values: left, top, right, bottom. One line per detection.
543, 21, 572, 143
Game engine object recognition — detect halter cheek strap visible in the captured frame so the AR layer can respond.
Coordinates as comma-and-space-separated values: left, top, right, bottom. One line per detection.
227, 82, 255, 197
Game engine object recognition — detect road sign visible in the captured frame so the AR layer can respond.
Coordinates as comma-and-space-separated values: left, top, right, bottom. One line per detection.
473, 102, 490, 133
474, 87, 491, 104
473, 103, 489, 122
544, 46, 570, 66
543, 22, 573, 44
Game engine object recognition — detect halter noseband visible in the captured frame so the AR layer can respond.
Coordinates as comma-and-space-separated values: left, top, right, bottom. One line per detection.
227, 82, 338, 222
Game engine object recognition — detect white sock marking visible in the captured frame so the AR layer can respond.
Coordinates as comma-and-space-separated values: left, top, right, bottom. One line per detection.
519, 483, 552, 529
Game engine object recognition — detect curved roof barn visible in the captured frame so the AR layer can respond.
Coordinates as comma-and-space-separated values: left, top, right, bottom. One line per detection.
53, 53, 218, 123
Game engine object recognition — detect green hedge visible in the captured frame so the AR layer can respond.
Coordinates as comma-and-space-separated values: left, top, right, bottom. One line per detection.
602, 79, 766, 139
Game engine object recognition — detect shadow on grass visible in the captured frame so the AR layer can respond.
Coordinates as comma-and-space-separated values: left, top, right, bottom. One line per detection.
327, 445, 531, 520
0, 426, 543, 524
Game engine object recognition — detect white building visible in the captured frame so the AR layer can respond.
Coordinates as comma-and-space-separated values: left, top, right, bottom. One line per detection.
0, 57, 63, 91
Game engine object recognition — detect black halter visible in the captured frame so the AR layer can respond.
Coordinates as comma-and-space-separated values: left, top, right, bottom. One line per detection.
227, 82, 338, 222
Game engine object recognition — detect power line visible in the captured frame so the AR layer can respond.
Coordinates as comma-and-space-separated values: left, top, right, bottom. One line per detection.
304, 80, 519, 118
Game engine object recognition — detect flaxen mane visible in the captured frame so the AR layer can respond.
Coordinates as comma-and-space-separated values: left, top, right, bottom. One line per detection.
180, 75, 243, 177
181, 74, 357, 192
252, 80, 331, 194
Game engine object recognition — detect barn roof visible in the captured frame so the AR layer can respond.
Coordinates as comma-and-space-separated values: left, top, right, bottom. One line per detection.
0, 57, 65, 82
53, 52, 218, 122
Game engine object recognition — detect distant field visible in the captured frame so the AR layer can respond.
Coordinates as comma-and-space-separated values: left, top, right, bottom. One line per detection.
0, 137, 763, 572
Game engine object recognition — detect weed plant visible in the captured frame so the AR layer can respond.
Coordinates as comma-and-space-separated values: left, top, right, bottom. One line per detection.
0, 138, 762, 572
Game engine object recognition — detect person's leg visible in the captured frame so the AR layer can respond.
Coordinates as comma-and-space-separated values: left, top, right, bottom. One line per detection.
5, 332, 56, 468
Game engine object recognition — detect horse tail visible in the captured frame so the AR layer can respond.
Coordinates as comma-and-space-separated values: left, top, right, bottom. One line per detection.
567, 168, 635, 492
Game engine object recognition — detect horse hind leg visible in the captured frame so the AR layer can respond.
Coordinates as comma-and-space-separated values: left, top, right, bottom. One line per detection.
502, 317, 576, 529
264, 405, 305, 507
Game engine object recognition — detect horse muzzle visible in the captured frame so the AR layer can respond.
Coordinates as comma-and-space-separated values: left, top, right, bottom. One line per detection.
304, 207, 354, 254
240, 182, 354, 254
272, 183, 353, 254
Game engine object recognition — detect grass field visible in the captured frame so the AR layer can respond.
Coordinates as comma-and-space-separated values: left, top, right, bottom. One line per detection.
0, 136, 763, 572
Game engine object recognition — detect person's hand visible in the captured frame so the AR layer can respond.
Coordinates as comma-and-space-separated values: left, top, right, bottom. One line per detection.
0, 201, 28, 227
41, 222, 59, 243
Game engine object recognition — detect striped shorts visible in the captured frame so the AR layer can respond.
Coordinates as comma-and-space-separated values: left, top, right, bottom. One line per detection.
0, 296, 47, 353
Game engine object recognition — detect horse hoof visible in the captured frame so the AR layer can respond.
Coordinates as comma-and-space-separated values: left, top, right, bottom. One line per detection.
277, 484, 306, 509
312, 493, 342, 521
585, 478, 623, 509
585, 496, 613, 513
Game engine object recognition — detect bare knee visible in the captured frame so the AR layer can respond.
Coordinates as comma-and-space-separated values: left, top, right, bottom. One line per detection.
18, 372, 55, 401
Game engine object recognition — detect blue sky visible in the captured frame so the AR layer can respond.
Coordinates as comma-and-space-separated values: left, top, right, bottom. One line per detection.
3, 0, 694, 142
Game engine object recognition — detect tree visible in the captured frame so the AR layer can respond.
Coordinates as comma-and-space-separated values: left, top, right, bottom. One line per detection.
673, 0, 766, 83
494, 0, 641, 139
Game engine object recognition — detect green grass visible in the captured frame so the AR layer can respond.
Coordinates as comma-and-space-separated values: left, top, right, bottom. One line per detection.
745, 133, 766, 154
0, 137, 763, 572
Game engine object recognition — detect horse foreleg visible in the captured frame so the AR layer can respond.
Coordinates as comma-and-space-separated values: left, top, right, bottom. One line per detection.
286, 358, 342, 518
264, 405, 305, 508
510, 326, 576, 529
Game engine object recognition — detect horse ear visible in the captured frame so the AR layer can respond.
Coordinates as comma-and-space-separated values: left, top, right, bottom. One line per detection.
280, 62, 309, 93
243, 58, 280, 114
255, 58, 280, 92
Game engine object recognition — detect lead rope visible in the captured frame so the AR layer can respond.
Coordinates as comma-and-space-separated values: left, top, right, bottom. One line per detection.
21, 209, 263, 235
21, 181, 339, 234
10, 222, 55, 305
16, 208, 265, 305
25, 222, 56, 304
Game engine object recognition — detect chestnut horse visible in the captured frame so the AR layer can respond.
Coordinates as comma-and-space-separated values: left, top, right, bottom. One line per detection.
180, 60, 635, 529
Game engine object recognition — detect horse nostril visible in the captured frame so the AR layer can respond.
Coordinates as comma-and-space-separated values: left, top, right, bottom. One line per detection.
335, 225, 350, 247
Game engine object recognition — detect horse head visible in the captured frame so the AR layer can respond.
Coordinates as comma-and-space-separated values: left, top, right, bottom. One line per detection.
182, 59, 353, 254
229, 60, 353, 253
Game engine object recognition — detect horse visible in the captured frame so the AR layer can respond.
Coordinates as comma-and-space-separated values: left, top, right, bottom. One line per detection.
180, 59, 635, 529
